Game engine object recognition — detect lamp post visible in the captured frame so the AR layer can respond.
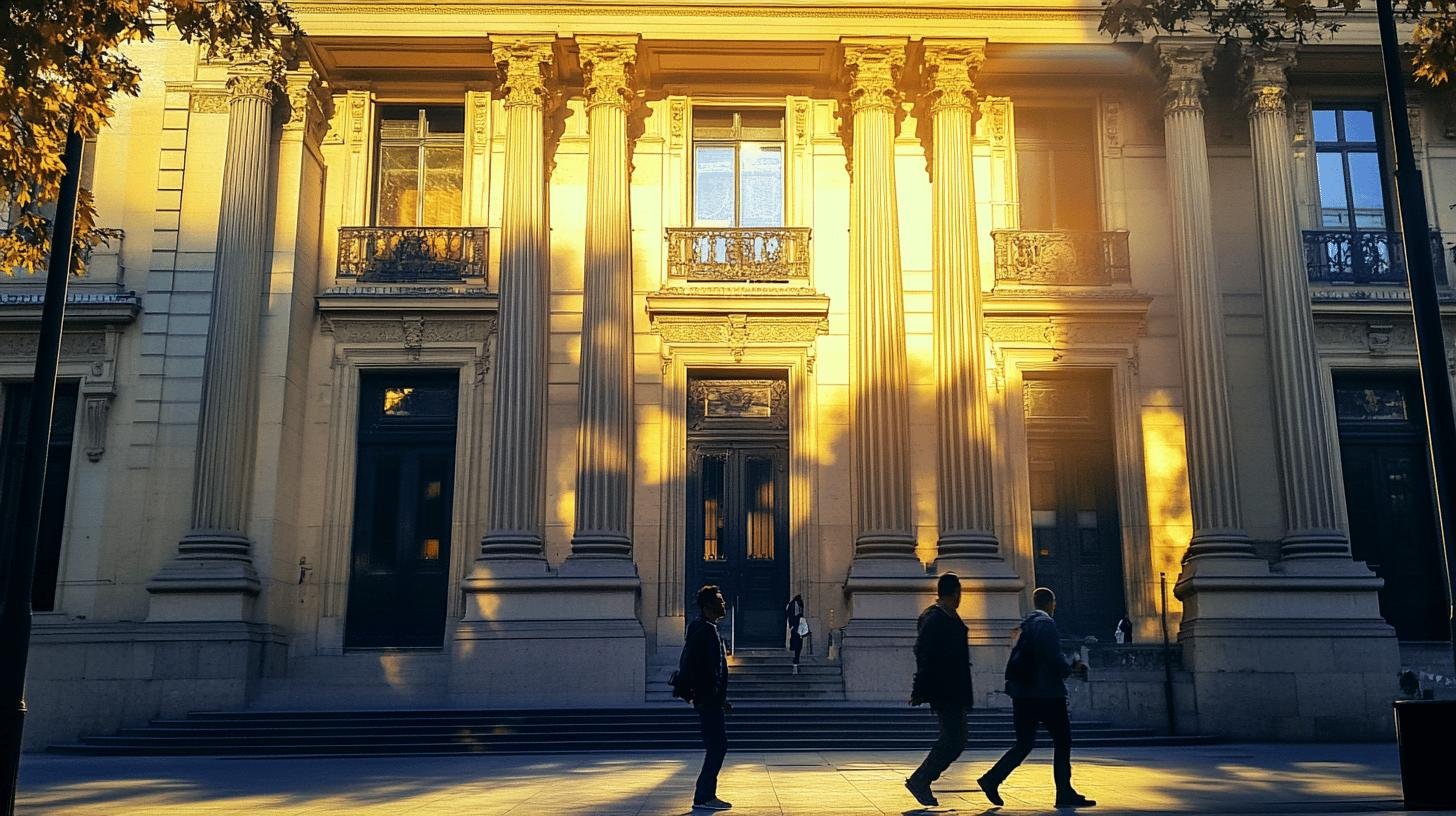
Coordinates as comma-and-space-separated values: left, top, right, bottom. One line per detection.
0, 127, 81, 816
1375, 0, 1456, 675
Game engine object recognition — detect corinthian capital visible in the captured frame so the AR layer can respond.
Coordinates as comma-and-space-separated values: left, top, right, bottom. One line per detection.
226, 67, 276, 104
841, 38, 907, 115
1241, 45, 1297, 117
1153, 38, 1216, 116
577, 35, 638, 111
494, 36, 557, 109
921, 39, 986, 117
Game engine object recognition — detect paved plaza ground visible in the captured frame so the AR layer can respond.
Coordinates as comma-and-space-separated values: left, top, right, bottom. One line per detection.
17, 743, 1418, 815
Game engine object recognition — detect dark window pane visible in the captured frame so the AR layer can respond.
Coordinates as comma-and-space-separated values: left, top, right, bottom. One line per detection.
376, 145, 420, 227
425, 106, 465, 135
702, 456, 724, 561
738, 109, 785, 140
1343, 109, 1377, 143
745, 456, 775, 560
378, 106, 422, 139
1313, 108, 1339, 142
694, 145, 736, 227
692, 109, 736, 140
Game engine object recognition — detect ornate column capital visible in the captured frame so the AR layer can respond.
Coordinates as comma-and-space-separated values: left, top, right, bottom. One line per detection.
841, 37, 907, 115
1153, 38, 1216, 116
577, 35, 638, 111
920, 39, 986, 116
1241, 44, 1298, 116
493, 35, 557, 109
281, 67, 331, 141
226, 66, 276, 104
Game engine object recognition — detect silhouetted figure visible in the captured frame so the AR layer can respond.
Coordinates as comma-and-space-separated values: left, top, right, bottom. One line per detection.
785, 594, 806, 674
1115, 613, 1133, 644
683, 584, 732, 811
905, 572, 974, 808
977, 587, 1097, 809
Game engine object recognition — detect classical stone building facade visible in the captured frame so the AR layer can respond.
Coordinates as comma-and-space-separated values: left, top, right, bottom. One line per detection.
5, 3, 1454, 747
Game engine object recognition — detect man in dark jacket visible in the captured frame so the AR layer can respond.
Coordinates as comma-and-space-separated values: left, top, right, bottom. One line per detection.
683, 584, 731, 811
905, 572, 974, 807
977, 587, 1096, 809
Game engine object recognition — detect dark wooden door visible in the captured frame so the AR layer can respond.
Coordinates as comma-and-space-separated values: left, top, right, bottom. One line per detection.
344, 371, 458, 649
1334, 371, 1447, 641
687, 444, 790, 648
1024, 375, 1126, 641
0, 380, 79, 613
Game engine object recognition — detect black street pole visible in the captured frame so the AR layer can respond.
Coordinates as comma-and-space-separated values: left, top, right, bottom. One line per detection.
0, 127, 81, 816
1376, 0, 1456, 677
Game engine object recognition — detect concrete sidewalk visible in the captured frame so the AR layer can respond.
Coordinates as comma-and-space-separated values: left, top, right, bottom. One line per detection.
17, 743, 1413, 815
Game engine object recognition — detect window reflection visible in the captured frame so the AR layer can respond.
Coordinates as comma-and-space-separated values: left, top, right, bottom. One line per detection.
692, 108, 786, 228
702, 456, 725, 561
746, 456, 775, 560
1314, 106, 1389, 230
375, 106, 465, 227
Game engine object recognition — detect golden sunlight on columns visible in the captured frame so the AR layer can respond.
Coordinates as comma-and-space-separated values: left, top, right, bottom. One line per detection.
921, 40, 1001, 562
569, 35, 639, 561
1154, 39, 1257, 562
148, 58, 277, 612
1242, 47, 1353, 560
481, 36, 557, 564
841, 38, 917, 562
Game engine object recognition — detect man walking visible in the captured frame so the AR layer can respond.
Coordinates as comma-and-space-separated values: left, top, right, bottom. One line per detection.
905, 572, 974, 808
977, 587, 1097, 809
683, 584, 732, 811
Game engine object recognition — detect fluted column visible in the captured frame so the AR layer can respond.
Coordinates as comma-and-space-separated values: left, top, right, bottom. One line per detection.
569, 35, 638, 560
481, 37, 556, 562
841, 38, 916, 562
923, 40, 1000, 561
148, 61, 276, 608
1155, 40, 1257, 561
1243, 47, 1353, 560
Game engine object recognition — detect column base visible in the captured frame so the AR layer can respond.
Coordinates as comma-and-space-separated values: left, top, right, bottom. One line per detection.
451, 561, 644, 706
146, 531, 260, 622
1279, 528, 1354, 560
1175, 555, 1396, 740
841, 558, 935, 701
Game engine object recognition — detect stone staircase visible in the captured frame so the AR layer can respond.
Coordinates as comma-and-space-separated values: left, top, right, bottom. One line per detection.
647, 648, 845, 704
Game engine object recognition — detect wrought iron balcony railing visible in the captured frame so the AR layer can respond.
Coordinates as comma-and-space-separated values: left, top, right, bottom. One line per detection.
337, 226, 489, 282
665, 227, 811, 283
1302, 229, 1449, 287
991, 229, 1131, 287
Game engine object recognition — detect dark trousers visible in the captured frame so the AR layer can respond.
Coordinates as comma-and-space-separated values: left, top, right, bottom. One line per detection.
982, 697, 1073, 795
694, 701, 728, 803
911, 704, 967, 784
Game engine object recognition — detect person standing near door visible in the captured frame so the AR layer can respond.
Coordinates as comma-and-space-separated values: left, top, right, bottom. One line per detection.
784, 594, 806, 674
905, 572, 974, 808
976, 587, 1097, 809
683, 584, 733, 812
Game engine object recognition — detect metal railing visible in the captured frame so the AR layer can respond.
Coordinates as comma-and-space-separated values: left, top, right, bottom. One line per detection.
1302, 229, 1448, 286
991, 229, 1131, 286
665, 227, 811, 282
337, 226, 488, 282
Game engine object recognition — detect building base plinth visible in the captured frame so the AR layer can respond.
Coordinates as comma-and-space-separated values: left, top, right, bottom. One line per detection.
1176, 556, 1398, 740
841, 560, 936, 701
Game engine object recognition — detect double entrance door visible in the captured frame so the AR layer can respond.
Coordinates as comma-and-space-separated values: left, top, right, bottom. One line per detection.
685, 375, 790, 649
345, 370, 458, 649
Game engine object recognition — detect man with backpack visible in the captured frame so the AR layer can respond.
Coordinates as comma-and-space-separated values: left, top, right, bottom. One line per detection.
976, 586, 1097, 809
905, 572, 974, 808
673, 584, 732, 811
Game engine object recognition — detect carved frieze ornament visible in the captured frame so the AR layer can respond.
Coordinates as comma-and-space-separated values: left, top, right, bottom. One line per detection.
494, 36, 556, 109
1240, 45, 1296, 116
578, 35, 638, 112
1156, 43, 1215, 116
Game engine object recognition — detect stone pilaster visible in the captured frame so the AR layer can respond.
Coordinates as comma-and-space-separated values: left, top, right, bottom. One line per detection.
568, 35, 639, 566
919, 40, 1024, 705
1155, 40, 1258, 566
480, 36, 556, 566
147, 61, 277, 621
841, 38, 917, 566
1241, 47, 1354, 560
838, 37, 933, 703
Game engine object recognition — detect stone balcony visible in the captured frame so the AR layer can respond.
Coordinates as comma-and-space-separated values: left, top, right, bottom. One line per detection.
991, 229, 1132, 288
1302, 228, 1449, 288
665, 227, 811, 284
337, 226, 489, 283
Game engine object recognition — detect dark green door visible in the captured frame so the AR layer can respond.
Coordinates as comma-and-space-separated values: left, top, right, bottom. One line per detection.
1334, 371, 1447, 641
684, 374, 791, 649
345, 371, 458, 649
